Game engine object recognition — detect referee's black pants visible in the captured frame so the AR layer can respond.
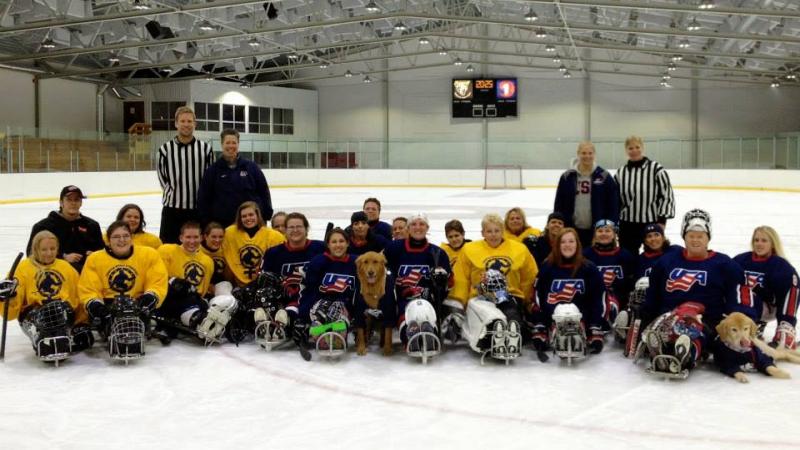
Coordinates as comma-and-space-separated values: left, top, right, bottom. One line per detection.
618, 221, 646, 257
159, 207, 200, 244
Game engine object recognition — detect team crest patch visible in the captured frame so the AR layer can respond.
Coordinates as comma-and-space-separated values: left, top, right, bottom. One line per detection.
666, 268, 707, 292
397, 265, 430, 287
281, 262, 308, 297
547, 279, 585, 304
239, 245, 264, 279
35, 270, 65, 298
183, 261, 206, 286
598, 265, 623, 287
319, 273, 354, 294
484, 257, 512, 275
108, 265, 138, 293
744, 271, 765, 289
213, 257, 225, 274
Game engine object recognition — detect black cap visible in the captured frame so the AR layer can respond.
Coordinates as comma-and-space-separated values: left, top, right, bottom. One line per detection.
547, 212, 567, 223
60, 185, 86, 200
351, 211, 369, 224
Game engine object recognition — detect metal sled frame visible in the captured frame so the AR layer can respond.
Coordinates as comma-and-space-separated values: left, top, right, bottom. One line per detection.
315, 331, 347, 358
36, 335, 71, 367
197, 326, 225, 347
479, 328, 521, 366
647, 354, 690, 380
255, 320, 290, 351
406, 331, 441, 365
108, 316, 146, 365
552, 327, 587, 366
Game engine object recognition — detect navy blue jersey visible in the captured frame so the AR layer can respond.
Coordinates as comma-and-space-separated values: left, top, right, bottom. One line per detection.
370, 220, 393, 240
712, 339, 775, 378
637, 245, 683, 279
733, 252, 799, 326
348, 232, 389, 256
533, 260, 605, 329
299, 253, 357, 321
583, 246, 638, 305
262, 240, 326, 314
384, 239, 452, 324
352, 274, 397, 328
643, 249, 754, 328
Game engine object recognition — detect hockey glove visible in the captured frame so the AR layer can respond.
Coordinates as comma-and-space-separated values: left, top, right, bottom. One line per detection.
70, 324, 95, 352
86, 299, 110, 327
588, 326, 604, 354
0, 278, 18, 300
168, 277, 195, 296
136, 293, 159, 316
531, 324, 548, 352
771, 321, 797, 350
292, 321, 310, 344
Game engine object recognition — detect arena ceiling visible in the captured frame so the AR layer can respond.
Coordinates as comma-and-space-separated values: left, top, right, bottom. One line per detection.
0, 0, 799, 88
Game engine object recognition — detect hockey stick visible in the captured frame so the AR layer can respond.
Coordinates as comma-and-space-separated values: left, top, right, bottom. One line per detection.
0, 252, 25, 361
625, 318, 641, 359
291, 327, 312, 361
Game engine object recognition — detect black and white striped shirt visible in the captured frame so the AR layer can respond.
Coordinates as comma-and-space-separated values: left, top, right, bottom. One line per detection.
615, 157, 675, 223
157, 137, 214, 209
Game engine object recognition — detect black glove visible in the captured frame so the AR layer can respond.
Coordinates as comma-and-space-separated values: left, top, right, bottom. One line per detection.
169, 277, 194, 296
136, 293, 158, 315
292, 321, 309, 344
0, 278, 18, 300
588, 326, 604, 354
531, 324, 548, 352
86, 299, 110, 327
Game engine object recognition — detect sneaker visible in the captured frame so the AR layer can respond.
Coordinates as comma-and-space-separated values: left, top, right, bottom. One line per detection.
673, 334, 691, 373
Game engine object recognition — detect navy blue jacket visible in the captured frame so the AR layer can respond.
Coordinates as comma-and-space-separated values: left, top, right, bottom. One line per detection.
553, 165, 619, 229
197, 156, 273, 227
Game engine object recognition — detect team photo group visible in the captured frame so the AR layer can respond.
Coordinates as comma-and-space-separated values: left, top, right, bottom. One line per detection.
1, 106, 799, 382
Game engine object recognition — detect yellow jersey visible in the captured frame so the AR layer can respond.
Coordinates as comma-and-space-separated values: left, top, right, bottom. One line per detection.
104, 231, 162, 249
79, 246, 168, 307
200, 244, 228, 285
503, 226, 542, 243
451, 239, 538, 309
1, 258, 87, 324
222, 225, 286, 286
158, 244, 215, 296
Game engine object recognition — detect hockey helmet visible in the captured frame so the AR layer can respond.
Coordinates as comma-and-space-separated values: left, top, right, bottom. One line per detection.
479, 269, 510, 303
681, 209, 711, 239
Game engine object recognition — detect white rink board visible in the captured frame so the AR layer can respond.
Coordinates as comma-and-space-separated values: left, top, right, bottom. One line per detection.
0, 187, 798, 450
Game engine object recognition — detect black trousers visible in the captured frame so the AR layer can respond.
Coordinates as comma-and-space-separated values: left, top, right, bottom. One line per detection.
619, 221, 647, 256
159, 207, 200, 244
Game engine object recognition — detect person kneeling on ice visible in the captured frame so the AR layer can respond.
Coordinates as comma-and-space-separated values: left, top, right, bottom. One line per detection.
638, 209, 756, 379
0, 231, 93, 364
297, 228, 357, 356
531, 228, 605, 363
80, 221, 168, 362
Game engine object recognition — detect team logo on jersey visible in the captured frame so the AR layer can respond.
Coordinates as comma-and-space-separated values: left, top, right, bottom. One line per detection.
484, 257, 512, 275
239, 245, 264, 279
183, 261, 206, 287
665, 268, 707, 292
281, 262, 308, 298
744, 271, 765, 289
397, 265, 430, 287
108, 265, 137, 293
212, 256, 225, 275
35, 269, 64, 298
319, 273, 354, 294
547, 279, 585, 304
598, 265, 623, 287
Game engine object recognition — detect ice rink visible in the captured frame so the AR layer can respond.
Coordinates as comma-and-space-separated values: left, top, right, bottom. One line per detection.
1, 186, 799, 450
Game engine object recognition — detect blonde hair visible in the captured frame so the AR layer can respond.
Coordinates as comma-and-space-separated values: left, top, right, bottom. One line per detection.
624, 135, 643, 149
174, 105, 195, 122
236, 201, 265, 230
503, 207, 529, 232
31, 230, 59, 265
751, 226, 785, 259
481, 213, 504, 232
577, 141, 595, 153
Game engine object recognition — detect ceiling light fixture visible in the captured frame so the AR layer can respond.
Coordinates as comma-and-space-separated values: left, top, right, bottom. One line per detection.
240, 80, 251, 88
438, 48, 448, 56
287, 53, 299, 60
344, 70, 353, 78
667, 62, 677, 71
363, 75, 372, 83
563, 70, 572, 78
466, 64, 475, 72
662, 72, 672, 80
786, 73, 797, 80
198, 20, 215, 31
558, 64, 567, 72
365, 0, 380, 13
687, 18, 701, 31
553, 54, 562, 63
132, 0, 151, 11
419, 37, 430, 45
319, 62, 329, 69
394, 21, 407, 31
205, 72, 215, 80
524, 8, 538, 23
41, 38, 56, 49
535, 28, 547, 38
108, 53, 120, 63
660, 79, 671, 87
545, 44, 556, 52
698, 0, 715, 10
162, 67, 172, 73
771, 78, 780, 88
678, 39, 690, 49
453, 57, 463, 66
671, 54, 683, 62
248, 38, 260, 48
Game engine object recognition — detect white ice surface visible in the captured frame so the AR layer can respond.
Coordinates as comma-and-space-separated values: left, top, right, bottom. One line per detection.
1, 187, 799, 450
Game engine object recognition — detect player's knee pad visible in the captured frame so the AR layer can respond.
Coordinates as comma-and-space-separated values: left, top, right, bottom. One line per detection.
197, 293, 239, 344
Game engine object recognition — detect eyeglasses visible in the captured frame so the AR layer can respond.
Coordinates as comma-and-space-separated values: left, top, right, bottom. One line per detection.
286, 225, 305, 230
109, 234, 131, 241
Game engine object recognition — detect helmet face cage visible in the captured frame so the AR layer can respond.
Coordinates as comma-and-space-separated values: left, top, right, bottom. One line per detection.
681, 208, 711, 238
479, 269, 509, 303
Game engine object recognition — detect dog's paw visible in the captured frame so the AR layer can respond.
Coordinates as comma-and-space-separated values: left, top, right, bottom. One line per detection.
357, 345, 367, 356
767, 365, 791, 379
382, 345, 393, 357
734, 372, 749, 383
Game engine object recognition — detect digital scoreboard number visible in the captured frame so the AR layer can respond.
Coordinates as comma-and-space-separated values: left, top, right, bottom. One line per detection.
452, 78, 517, 118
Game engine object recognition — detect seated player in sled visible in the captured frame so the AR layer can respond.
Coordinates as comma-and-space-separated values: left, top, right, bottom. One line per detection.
582, 219, 637, 330
733, 225, 799, 349
104, 204, 162, 250
80, 221, 168, 361
441, 219, 470, 271
200, 222, 227, 289
0, 231, 92, 364
270, 211, 287, 236
447, 213, 537, 363
346, 211, 388, 256
255, 212, 326, 350
531, 228, 605, 363
154, 222, 216, 343
362, 197, 393, 241
222, 201, 285, 287
384, 213, 452, 361
391, 216, 408, 240
502, 207, 541, 244
530, 212, 566, 267
639, 209, 755, 379
297, 228, 357, 356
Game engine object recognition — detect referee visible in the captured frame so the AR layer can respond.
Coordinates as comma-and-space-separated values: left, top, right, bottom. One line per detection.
615, 136, 675, 255
157, 106, 215, 244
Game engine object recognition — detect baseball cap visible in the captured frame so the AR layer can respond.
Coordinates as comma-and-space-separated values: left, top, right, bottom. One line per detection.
60, 185, 86, 200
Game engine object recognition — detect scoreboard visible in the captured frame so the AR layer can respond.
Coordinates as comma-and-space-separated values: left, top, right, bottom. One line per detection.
452, 78, 518, 118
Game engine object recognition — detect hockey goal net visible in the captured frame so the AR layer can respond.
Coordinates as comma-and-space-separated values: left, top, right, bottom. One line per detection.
483, 165, 524, 190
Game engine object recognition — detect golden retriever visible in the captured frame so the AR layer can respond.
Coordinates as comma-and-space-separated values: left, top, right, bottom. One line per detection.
715, 312, 800, 383
355, 252, 393, 356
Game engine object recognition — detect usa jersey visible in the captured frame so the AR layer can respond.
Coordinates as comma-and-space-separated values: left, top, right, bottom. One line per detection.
733, 252, 799, 326
384, 239, 452, 323
298, 252, 357, 321
532, 260, 604, 329
262, 240, 326, 315
637, 245, 683, 279
643, 249, 753, 328
583, 246, 637, 306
